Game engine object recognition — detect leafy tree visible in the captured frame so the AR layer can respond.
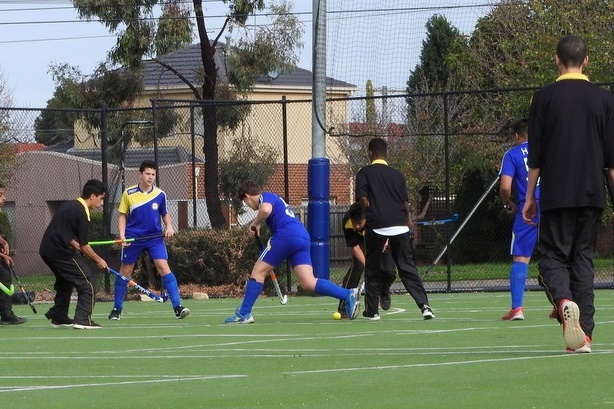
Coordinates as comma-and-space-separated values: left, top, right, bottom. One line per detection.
72, 0, 304, 228
0, 70, 18, 185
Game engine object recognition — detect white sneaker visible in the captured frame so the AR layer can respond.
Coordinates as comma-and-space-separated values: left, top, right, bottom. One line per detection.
422, 305, 435, 320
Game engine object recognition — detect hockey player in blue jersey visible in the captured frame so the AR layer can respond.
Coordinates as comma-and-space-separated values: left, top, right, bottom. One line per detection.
108, 160, 189, 321
225, 180, 360, 323
499, 118, 540, 320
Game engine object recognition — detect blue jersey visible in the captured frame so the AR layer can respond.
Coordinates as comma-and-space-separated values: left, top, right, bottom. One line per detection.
499, 141, 540, 206
260, 192, 306, 237
119, 184, 168, 238
259, 192, 311, 267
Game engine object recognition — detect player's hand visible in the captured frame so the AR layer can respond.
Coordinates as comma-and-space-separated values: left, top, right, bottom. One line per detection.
504, 202, 517, 214
522, 199, 537, 225
250, 224, 260, 237
164, 226, 175, 238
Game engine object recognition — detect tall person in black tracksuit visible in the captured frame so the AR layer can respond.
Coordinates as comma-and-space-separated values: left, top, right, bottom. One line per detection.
523, 35, 614, 353
39, 179, 109, 329
356, 138, 434, 321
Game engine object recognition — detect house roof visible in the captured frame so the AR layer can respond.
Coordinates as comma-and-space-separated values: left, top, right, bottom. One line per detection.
141, 43, 356, 91
44, 142, 203, 168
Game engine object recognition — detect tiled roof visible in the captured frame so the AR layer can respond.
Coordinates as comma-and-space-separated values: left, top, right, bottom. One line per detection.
44, 141, 203, 168
141, 43, 356, 90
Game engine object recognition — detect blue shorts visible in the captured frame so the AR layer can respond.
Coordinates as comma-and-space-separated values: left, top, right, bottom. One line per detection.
120, 238, 168, 264
510, 213, 538, 257
260, 234, 312, 268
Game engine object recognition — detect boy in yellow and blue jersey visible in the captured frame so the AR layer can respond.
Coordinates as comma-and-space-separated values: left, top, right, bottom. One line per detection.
108, 160, 189, 320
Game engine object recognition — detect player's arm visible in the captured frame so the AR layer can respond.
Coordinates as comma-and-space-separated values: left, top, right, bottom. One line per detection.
522, 168, 540, 225
499, 175, 515, 213
162, 213, 175, 237
250, 202, 272, 236
117, 212, 129, 245
350, 244, 365, 266
79, 243, 108, 270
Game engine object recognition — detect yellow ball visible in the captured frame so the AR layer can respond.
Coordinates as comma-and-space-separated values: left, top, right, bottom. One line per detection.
333, 312, 341, 320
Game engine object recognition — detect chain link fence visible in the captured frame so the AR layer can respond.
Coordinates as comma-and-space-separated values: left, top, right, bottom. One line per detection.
1, 87, 613, 299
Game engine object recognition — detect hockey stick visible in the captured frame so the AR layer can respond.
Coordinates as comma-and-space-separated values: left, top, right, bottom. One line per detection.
108, 267, 164, 303
88, 234, 165, 246
9, 265, 37, 314
414, 213, 459, 226
421, 175, 500, 277
254, 234, 288, 305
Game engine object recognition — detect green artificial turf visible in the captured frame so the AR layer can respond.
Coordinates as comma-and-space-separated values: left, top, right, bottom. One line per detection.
1, 290, 613, 408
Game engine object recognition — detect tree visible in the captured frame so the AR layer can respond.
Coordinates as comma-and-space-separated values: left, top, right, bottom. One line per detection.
0, 69, 18, 185
72, 0, 304, 228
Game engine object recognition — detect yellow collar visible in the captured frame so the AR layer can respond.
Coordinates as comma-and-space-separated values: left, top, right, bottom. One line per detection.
556, 73, 589, 82
371, 159, 388, 165
77, 197, 91, 222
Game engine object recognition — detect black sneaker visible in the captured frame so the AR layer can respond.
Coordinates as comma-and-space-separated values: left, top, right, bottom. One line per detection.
0, 315, 27, 325
379, 293, 392, 311
50, 317, 74, 328
174, 305, 190, 319
108, 308, 121, 321
421, 305, 435, 320
73, 321, 102, 329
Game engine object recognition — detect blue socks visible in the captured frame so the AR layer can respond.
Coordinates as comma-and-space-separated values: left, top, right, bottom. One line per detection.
510, 261, 528, 309
162, 273, 181, 308
113, 277, 128, 310
239, 279, 264, 316
314, 279, 350, 301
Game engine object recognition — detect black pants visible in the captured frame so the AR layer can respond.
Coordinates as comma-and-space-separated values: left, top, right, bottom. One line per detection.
40, 254, 98, 325
538, 207, 601, 338
337, 246, 396, 312
364, 229, 429, 316
0, 262, 15, 320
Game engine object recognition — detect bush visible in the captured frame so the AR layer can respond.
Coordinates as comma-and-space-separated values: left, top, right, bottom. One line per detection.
167, 228, 262, 286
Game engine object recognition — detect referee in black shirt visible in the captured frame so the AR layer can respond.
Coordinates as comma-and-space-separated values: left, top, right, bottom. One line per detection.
356, 138, 434, 320
523, 35, 614, 353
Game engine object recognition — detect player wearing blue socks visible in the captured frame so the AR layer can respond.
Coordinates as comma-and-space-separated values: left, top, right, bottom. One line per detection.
225, 181, 360, 324
108, 160, 189, 321
499, 119, 539, 320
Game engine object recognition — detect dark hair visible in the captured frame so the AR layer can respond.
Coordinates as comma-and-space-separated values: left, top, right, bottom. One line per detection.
348, 202, 365, 222
139, 160, 158, 173
556, 35, 587, 68
512, 118, 528, 138
368, 138, 387, 157
81, 179, 107, 198
236, 180, 262, 201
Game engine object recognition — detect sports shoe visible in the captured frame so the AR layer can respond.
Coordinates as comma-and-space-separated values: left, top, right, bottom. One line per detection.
45, 312, 73, 328
108, 308, 121, 321
344, 288, 360, 320
421, 305, 435, 320
174, 305, 190, 319
566, 335, 592, 354
224, 308, 254, 324
380, 293, 392, 311
50, 318, 74, 328
73, 321, 102, 329
501, 307, 524, 320
362, 311, 381, 321
0, 315, 27, 325
559, 299, 585, 350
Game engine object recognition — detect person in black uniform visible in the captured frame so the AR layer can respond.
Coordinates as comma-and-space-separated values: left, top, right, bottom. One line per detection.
523, 35, 614, 353
356, 138, 434, 321
0, 184, 27, 325
39, 179, 109, 329
337, 203, 396, 316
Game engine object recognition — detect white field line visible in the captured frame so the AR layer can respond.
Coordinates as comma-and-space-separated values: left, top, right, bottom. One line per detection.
0, 374, 246, 393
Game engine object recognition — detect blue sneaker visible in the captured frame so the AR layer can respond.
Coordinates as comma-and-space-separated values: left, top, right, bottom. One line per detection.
344, 288, 360, 320
224, 308, 254, 324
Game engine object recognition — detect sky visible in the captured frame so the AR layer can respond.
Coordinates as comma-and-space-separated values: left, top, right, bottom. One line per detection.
0, 1, 493, 109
